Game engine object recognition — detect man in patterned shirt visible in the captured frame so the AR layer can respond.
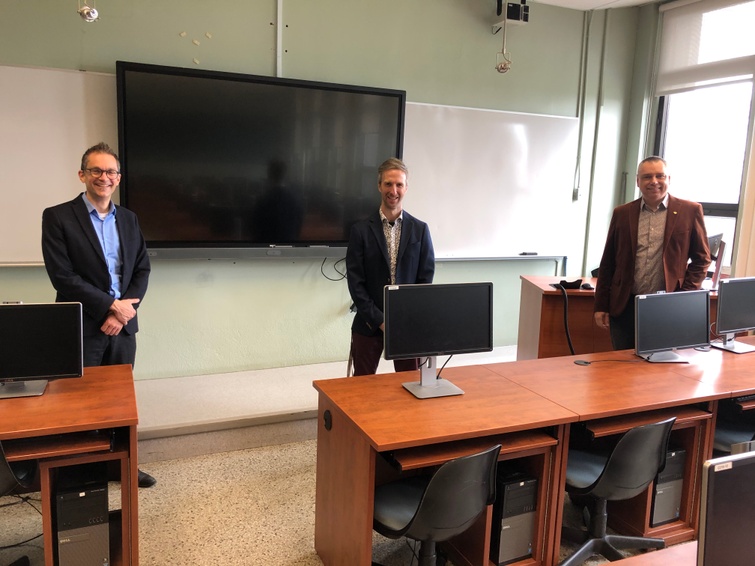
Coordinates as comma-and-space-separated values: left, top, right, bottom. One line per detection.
345, 158, 435, 376
594, 156, 710, 350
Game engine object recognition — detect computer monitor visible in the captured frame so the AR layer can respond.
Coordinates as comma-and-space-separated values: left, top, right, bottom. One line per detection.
712, 277, 755, 354
699, 451, 755, 566
0, 302, 83, 399
383, 282, 493, 399
634, 290, 710, 363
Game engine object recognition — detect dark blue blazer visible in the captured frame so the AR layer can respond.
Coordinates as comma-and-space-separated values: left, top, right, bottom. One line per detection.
42, 194, 151, 337
346, 210, 435, 336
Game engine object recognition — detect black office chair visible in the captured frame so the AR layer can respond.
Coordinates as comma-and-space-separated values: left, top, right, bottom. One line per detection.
372, 444, 501, 566
559, 417, 676, 566
1, 442, 36, 566
714, 421, 755, 454
713, 399, 755, 455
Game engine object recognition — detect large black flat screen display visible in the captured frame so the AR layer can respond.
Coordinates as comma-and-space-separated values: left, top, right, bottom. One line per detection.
116, 61, 406, 258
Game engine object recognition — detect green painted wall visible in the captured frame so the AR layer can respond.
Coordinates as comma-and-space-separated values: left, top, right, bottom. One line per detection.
0, 0, 651, 379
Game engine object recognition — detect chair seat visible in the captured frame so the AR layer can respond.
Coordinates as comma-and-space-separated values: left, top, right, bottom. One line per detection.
714, 421, 755, 453
374, 476, 429, 537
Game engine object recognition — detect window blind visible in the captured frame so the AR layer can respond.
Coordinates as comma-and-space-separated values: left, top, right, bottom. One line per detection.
657, 0, 755, 95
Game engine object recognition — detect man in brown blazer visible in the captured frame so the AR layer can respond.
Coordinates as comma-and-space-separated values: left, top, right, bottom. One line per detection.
594, 156, 711, 350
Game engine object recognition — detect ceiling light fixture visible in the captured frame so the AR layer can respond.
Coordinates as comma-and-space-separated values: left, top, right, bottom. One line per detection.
495, 13, 512, 73
77, 0, 99, 23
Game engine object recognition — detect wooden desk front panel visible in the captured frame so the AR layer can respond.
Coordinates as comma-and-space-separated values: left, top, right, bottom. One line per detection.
314, 396, 376, 566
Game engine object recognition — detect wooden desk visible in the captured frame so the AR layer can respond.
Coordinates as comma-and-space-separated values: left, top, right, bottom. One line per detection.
517, 276, 612, 359
0, 365, 139, 566
313, 364, 578, 566
313, 341, 755, 566
488, 349, 728, 547
516, 275, 720, 360
669, 337, 755, 397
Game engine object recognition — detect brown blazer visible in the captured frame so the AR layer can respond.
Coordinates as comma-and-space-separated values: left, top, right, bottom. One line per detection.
594, 195, 711, 318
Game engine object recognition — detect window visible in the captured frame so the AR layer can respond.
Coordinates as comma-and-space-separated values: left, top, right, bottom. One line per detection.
654, 0, 755, 271
657, 82, 752, 267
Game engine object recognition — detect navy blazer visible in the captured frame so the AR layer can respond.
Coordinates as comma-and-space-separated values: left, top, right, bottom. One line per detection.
594, 194, 710, 318
346, 210, 435, 336
42, 194, 151, 337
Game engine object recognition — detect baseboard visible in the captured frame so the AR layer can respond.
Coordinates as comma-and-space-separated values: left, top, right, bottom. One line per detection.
138, 416, 317, 464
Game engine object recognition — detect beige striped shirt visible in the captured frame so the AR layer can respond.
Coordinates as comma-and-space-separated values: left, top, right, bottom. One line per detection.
633, 198, 667, 295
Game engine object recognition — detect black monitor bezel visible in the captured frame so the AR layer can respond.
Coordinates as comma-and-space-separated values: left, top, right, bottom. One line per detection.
699, 450, 755, 566
634, 289, 711, 357
0, 302, 84, 383
383, 281, 494, 361
716, 277, 755, 335
115, 60, 407, 260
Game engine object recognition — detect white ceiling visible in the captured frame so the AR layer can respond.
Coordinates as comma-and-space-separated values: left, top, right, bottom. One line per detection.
534, 0, 658, 9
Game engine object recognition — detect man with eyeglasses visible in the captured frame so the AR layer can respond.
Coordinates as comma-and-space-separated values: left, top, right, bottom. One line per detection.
593, 156, 711, 350
41, 142, 156, 488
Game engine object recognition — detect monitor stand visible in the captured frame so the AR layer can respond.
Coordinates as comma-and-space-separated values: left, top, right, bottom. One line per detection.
637, 351, 689, 363
402, 356, 464, 399
0, 380, 48, 399
712, 334, 755, 354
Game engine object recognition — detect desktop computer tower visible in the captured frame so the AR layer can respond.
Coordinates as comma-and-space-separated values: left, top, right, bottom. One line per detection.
54, 462, 110, 566
490, 470, 537, 565
651, 448, 686, 527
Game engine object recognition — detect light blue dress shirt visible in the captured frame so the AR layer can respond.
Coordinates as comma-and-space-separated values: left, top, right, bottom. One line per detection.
82, 194, 123, 299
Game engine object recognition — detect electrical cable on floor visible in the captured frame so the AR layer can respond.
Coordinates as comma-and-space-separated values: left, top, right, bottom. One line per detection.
0, 494, 44, 551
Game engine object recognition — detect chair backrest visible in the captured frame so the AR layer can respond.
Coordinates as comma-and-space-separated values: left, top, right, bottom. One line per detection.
405, 444, 501, 543
708, 240, 726, 288
590, 417, 676, 501
0, 442, 35, 497
1, 442, 21, 496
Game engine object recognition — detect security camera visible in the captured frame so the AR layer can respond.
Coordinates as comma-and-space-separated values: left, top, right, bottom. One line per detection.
78, 5, 99, 22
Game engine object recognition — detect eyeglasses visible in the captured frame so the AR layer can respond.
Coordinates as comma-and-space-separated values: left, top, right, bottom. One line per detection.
639, 174, 667, 182
84, 167, 120, 179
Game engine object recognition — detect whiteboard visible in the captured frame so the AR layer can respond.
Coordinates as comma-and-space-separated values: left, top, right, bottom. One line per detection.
403, 102, 581, 259
0, 65, 117, 264
0, 66, 580, 263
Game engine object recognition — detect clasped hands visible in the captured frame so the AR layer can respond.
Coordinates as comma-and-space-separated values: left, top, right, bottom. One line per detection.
101, 298, 140, 336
